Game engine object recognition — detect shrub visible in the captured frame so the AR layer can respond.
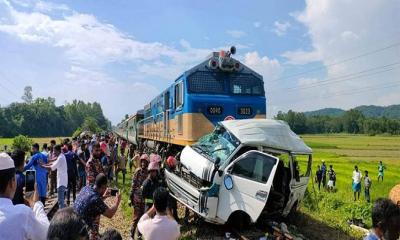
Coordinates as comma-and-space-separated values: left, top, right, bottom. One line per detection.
12, 135, 33, 152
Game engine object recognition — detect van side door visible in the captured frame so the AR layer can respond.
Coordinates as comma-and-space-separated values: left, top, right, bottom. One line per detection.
217, 150, 279, 223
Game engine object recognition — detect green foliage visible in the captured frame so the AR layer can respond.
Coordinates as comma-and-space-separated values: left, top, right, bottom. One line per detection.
81, 117, 101, 134
0, 97, 110, 137
72, 127, 82, 139
12, 135, 33, 152
344, 203, 372, 221
304, 104, 400, 119
276, 108, 400, 135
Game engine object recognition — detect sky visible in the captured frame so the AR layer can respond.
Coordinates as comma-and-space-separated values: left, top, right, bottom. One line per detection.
0, 0, 399, 124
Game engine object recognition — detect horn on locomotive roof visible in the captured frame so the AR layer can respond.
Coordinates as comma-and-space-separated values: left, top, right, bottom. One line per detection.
226, 46, 236, 57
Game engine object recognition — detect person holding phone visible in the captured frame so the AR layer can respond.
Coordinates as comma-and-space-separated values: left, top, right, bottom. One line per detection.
0, 152, 50, 239
11, 150, 26, 205
74, 173, 121, 240
23, 143, 48, 205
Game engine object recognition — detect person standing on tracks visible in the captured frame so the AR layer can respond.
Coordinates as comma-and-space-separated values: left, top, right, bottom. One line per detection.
77, 142, 90, 190
0, 152, 50, 239
130, 154, 149, 239
86, 143, 104, 186
65, 144, 79, 206
109, 138, 118, 181
24, 143, 48, 205
129, 149, 141, 173
115, 147, 127, 186
74, 173, 121, 240
41, 144, 68, 209
48, 139, 57, 196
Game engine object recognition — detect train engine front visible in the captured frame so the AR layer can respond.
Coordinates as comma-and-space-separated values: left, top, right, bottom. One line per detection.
140, 46, 267, 149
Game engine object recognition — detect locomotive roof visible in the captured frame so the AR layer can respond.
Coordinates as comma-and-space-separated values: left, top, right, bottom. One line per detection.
181, 52, 263, 80
220, 119, 312, 154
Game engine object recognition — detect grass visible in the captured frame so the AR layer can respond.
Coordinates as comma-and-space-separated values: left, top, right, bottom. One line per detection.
298, 134, 400, 238
0, 137, 68, 150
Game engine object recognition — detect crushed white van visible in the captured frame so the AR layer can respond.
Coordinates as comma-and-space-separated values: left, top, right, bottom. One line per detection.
165, 119, 312, 226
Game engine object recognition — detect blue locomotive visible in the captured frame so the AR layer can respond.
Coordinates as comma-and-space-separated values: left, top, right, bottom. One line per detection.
115, 46, 266, 151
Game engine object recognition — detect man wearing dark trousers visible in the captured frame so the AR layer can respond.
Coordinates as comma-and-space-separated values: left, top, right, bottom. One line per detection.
65, 144, 79, 205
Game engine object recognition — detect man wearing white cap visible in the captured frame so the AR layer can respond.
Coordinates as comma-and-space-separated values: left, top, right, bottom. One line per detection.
0, 152, 49, 239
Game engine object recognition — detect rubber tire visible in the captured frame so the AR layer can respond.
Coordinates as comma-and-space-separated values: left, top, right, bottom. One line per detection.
227, 211, 251, 231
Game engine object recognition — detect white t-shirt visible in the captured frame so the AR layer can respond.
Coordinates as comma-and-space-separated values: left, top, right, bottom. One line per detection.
352, 170, 362, 184
51, 153, 68, 188
138, 213, 180, 240
0, 198, 49, 240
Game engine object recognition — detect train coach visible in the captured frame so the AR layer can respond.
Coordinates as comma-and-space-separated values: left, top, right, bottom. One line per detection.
115, 46, 266, 153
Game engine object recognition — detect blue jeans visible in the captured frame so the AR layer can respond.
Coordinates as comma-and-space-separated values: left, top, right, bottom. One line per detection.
57, 186, 67, 209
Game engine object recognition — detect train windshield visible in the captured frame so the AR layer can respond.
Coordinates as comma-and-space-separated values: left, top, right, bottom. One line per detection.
192, 126, 240, 164
188, 71, 264, 95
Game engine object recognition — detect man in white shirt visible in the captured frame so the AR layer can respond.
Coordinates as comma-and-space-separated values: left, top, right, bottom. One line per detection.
352, 165, 363, 201
0, 152, 49, 240
138, 187, 180, 240
42, 144, 68, 209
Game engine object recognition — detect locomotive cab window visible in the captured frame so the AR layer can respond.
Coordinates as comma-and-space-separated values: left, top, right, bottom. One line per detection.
230, 74, 264, 96
175, 82, 184, 110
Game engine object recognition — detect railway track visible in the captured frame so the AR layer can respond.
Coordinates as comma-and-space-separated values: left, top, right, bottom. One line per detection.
45, 195, 59, 220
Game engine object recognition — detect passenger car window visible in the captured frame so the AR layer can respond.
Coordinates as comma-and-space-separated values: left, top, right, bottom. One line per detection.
231, 152, 277, 183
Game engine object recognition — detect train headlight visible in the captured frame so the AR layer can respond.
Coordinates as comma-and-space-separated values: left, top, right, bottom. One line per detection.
234, 62, 240, 70
208, 59, 218, 69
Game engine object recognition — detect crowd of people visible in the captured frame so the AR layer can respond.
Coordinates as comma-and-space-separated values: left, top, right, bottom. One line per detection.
0, 133, 180, 240
315, 160, 388, 203
0, 133, 398, 240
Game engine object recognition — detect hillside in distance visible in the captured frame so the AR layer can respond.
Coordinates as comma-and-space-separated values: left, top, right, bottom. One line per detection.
303, 104, 400, 118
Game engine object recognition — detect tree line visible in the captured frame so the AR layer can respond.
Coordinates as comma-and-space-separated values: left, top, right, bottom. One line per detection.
275, 109, 400, 135
0, 96, 110, 138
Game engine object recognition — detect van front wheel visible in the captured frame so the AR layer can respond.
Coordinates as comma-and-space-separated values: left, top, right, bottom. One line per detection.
227, 211, 250, 231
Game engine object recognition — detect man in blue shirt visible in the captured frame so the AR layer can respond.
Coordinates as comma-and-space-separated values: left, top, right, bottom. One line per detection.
24, 143, 48, 204
11, 150, 26, 205
65, 144, 79, 206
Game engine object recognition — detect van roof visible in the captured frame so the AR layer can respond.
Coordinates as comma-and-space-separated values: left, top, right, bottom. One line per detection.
220, 119, 312, 154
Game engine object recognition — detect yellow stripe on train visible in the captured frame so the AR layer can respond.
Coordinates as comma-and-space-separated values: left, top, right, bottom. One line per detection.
138, 113, 266, 146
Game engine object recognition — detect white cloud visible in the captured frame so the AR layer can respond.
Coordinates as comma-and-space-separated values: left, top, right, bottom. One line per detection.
226, 30, 246, 38
281, 49, 321, 65
0, 0, 270, 123
253, 21, 261, 28
273, 0, 400, 114
244, 51, 283, 82
297, 77, 318, 87
34, 1, 69, 12
272, 21, 291, 36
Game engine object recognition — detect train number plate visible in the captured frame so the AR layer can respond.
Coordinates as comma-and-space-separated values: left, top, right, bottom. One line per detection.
207, 106, 223, 115
238, 107, 252, 115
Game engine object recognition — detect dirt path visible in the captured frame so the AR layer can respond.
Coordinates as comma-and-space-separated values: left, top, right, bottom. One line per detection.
99, 198, 131, 239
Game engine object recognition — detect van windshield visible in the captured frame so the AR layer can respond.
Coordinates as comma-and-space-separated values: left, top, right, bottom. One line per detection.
192, 126, 240, 165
